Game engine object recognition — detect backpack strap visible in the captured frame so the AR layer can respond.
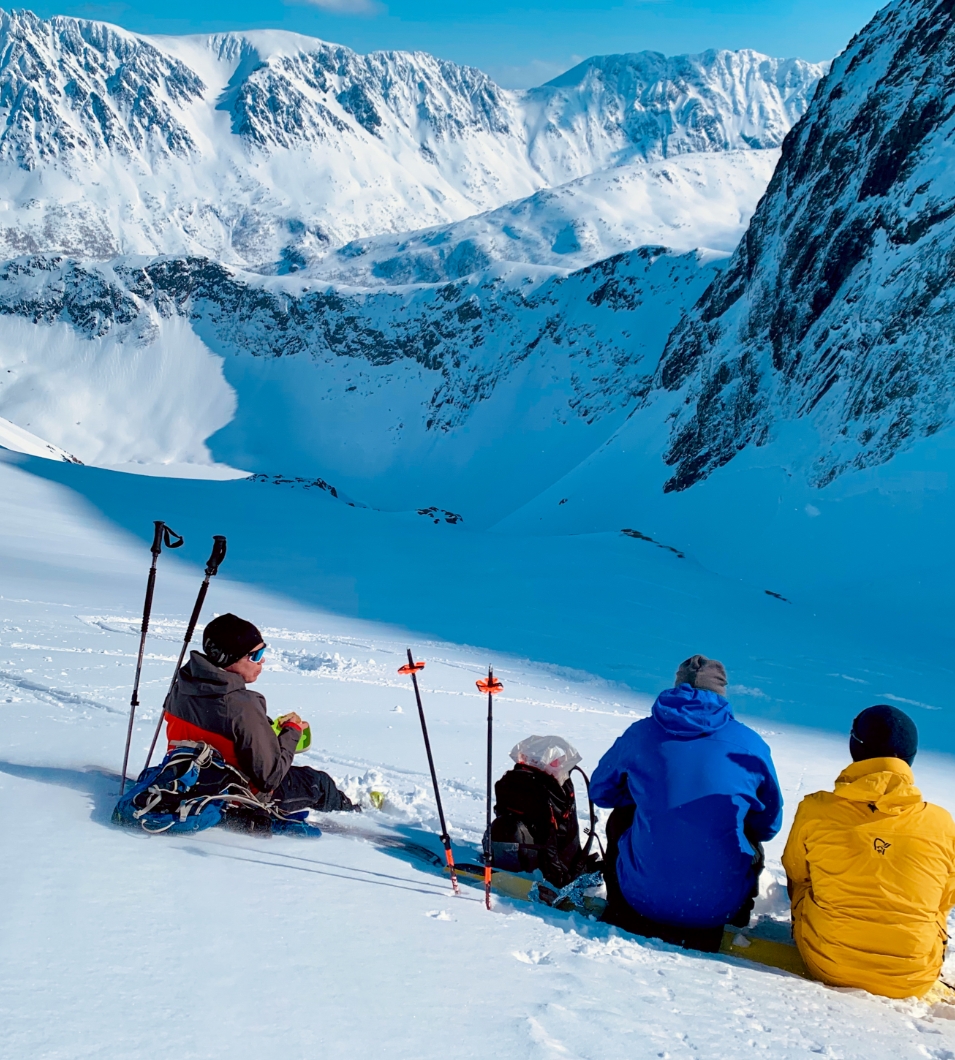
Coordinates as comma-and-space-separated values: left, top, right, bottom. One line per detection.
570, 765, 603, 860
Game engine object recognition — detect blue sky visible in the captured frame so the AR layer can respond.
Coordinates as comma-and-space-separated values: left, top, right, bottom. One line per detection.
34, 0, 884, 86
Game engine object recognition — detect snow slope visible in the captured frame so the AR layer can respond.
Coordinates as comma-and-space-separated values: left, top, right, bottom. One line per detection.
0, 313, 239, 472
3, 445, 955, 1060
308, 149, 779, 284
16, 448, 955, 751
0, 11, 825, 267
0, 413, 81, 463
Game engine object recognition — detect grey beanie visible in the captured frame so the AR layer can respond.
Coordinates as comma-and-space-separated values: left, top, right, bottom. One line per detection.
675, 654, 728, 697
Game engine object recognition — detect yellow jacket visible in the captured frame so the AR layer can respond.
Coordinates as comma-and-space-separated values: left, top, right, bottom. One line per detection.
782, 757, 955, 998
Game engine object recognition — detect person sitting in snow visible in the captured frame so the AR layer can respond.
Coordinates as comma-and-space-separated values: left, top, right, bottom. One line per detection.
590, 654, 783, 952
163, 613, 357, 813
783, 705, 955, 1000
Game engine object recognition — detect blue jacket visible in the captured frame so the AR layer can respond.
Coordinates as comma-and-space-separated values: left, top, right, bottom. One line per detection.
591, 685, 783, 928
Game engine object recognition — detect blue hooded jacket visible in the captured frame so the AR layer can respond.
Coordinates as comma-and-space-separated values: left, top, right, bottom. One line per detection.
590, 685, 783, 928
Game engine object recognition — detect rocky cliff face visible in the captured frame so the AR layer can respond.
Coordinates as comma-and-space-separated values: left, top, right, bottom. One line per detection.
0, 10, 204, 168
0, 247, 720, 436
653, 0, 955, 492
214, 36, 516, 151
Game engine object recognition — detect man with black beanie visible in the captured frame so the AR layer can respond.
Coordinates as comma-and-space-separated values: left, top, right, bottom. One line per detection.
163, 612, 357, 813
783, 704, 955, 999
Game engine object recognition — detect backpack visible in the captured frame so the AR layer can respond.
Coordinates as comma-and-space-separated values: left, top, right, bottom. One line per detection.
487, 760, 599, 888
112, 742, 321, 837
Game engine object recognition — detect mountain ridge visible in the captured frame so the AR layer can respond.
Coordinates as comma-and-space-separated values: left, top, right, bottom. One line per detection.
0, 10, 825, 268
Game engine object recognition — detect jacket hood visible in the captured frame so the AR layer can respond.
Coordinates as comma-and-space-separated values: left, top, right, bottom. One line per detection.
181, 650, 246, 696
651, 684, 733, 737
833, 757, 923, 815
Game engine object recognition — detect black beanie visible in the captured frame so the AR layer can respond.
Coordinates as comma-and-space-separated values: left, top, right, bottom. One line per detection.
202, 613, 263, 668
849, 705, 918, 765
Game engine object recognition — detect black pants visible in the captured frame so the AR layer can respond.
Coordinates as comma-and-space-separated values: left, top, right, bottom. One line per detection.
273, 765, 358, 813
600, 805, 761, 954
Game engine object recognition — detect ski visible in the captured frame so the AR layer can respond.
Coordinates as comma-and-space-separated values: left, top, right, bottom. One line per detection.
312, 814, 810, 979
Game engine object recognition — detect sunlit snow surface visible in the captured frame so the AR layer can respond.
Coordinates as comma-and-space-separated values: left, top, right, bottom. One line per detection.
4, 455, 955, 1058
307, 150, 779, 284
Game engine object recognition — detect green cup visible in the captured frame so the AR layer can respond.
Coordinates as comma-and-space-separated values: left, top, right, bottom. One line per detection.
272, 716, 311, 753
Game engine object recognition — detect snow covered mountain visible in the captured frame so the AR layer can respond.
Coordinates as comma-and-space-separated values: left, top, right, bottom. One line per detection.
484, 0, 955, 619
647, 0, 955, 494
0, 8, 830, 514
0, 10, 824, 267
308, 149, 779, 284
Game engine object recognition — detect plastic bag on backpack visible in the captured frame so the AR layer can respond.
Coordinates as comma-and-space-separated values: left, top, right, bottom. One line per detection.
509, 735, 582, 785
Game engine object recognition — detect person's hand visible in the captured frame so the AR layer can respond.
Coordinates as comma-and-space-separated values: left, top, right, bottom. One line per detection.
277, 712, 304, 730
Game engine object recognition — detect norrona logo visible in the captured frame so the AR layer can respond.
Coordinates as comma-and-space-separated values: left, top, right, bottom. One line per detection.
873, 838, 891, 855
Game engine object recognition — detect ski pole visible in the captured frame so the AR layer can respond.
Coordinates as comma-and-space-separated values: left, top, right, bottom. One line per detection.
477, 666, 504, 910
399, 649, 460, 896
120, 521, 183, 794
142, 535, 227, 773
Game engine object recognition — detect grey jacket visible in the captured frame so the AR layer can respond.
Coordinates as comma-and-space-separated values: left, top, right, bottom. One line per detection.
164, 651, 298, 791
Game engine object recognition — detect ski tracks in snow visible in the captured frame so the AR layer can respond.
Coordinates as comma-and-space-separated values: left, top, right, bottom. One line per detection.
0, 668, 122, 715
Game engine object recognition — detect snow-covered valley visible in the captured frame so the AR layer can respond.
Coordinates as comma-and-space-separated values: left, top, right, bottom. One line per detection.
0, 13, 822, 508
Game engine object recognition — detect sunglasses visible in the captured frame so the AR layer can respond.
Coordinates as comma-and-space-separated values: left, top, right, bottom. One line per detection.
248, 645, 267, 663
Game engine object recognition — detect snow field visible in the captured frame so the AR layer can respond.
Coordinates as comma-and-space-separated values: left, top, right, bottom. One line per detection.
4, 453, 955, 1058
308, 149, 781, 284
0, 316, 239, 473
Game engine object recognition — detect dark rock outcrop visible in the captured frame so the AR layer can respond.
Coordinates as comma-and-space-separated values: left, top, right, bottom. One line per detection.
653, 0, 955, 491
0, 245, 720, 433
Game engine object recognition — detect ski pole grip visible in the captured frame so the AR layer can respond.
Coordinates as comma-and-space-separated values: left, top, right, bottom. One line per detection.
205, 535, 227, 577
150, 521, 166, 556
151, 521, 184, 555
